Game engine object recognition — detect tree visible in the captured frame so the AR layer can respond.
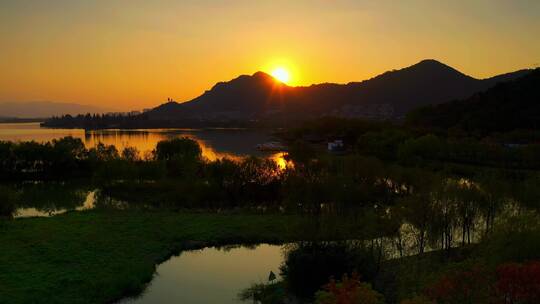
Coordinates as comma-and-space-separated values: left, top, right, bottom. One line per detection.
50, 136, 86, 175
154, 137, 202, 161
121, 146, 140, 161
51, 136, 86, 159
88, 143, 119, 161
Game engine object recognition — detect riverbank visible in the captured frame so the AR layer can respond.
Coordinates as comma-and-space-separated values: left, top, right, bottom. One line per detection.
0, 210, 359, 304
2, 210, 539, 304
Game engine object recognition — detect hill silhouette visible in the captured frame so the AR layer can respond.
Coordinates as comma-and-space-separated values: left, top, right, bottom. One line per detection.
407, 68, 540, 133
0, 101, 116, 118
145, 59, 531, 122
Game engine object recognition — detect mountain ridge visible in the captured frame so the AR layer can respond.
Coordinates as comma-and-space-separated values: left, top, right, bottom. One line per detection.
406, 68, 540, 133
145, 59, 532, 122
0, 101, 117, 118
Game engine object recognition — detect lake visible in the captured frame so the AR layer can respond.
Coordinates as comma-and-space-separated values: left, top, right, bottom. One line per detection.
119, 244, 285, 304
0, 122, 285, 162
1, 122, 289, 217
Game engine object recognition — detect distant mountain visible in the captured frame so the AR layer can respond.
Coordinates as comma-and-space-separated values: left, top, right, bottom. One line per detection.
0, 116, 43, 123
406, 68, 540, 134
0, 101, 116, 118
145, 60, 532, 122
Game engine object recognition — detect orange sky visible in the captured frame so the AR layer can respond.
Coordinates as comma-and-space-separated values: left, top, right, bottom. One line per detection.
1, 0, 539, 110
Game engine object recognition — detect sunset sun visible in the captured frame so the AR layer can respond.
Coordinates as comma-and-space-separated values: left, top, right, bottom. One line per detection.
271, 67, 291, 84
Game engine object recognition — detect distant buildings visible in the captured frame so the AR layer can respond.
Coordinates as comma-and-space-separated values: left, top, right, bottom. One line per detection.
327, 139, 345, 152
104, 110, 141, 116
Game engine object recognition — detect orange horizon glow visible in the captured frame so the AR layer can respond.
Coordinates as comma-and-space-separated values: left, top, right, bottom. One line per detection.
1, 1, 539, 110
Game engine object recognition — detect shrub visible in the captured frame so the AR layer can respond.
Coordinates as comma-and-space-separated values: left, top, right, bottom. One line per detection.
281, 242, 380, 300
424, 265, 491, 304
315, 273, 385, 304
495, 261, 540, 304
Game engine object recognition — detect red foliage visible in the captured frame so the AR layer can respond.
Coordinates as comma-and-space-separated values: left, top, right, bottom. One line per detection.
424, 265, 492, 304
324, 274, 361, 304
423, 261, 540, 304
316, 272, 383, 304
495, 261, 540, 304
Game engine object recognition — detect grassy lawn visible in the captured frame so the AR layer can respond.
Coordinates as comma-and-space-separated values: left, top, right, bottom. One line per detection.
0, 210, 358, 304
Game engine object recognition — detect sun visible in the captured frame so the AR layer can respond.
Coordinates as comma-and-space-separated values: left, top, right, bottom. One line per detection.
270, 67, 291, 84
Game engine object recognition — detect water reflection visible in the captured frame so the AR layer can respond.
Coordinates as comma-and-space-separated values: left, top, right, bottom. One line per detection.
9, 182, 96, 218
0, 123, 291, 216
0, 122, 84, 141
15, 191, 96, 218
0, 122, 287, 163
119, 244, 284, 304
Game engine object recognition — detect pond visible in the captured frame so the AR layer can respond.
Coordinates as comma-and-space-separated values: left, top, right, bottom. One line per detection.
119, 244, 285, 304
13, 184, 96, 218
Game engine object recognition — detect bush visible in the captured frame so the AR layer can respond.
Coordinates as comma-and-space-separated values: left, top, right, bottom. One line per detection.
495, 261, 540, 303
315, 273, 385, 304
281, 242, 380, 300
421, 261, 540, 304
424, 265, 491, 304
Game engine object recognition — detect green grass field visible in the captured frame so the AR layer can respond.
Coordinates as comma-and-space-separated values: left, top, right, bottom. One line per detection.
0, 210, 359, 304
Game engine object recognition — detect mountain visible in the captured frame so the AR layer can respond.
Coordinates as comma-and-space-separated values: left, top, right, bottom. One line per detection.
0, 101, 116, 118
145, 60, 532, 122
406, 68, 540, 134
0, 116, 43, 123
148, 71, 285, 121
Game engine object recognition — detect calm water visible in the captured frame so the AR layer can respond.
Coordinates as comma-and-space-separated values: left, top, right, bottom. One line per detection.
0, 122, 287, 163
1, 122, 288, 217
8, 182, 96, 218
119, 244, 284, 304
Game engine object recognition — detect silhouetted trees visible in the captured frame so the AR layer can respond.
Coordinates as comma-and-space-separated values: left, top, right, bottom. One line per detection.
281, 242, 382, 300
2, 136, 540, 250
0, 186, 16, 218
406, 68, 540, 135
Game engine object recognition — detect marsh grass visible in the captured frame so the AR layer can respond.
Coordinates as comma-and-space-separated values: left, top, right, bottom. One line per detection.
0, 210, 360, 304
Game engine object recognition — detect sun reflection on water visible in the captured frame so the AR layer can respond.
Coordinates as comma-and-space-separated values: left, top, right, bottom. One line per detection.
269, 152, 294, 170
0, 123, 292, 169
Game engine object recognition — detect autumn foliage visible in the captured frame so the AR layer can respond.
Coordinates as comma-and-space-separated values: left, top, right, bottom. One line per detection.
424, 265, 491, 303
495, 261, 540, 304
315, 273, 384, 304
422, 261, 540, 304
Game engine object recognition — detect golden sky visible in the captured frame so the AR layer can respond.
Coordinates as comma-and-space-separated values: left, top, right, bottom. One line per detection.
1, 0, 539, 110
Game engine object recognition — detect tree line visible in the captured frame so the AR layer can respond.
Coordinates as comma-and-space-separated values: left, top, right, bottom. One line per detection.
2, 136, 540, 256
